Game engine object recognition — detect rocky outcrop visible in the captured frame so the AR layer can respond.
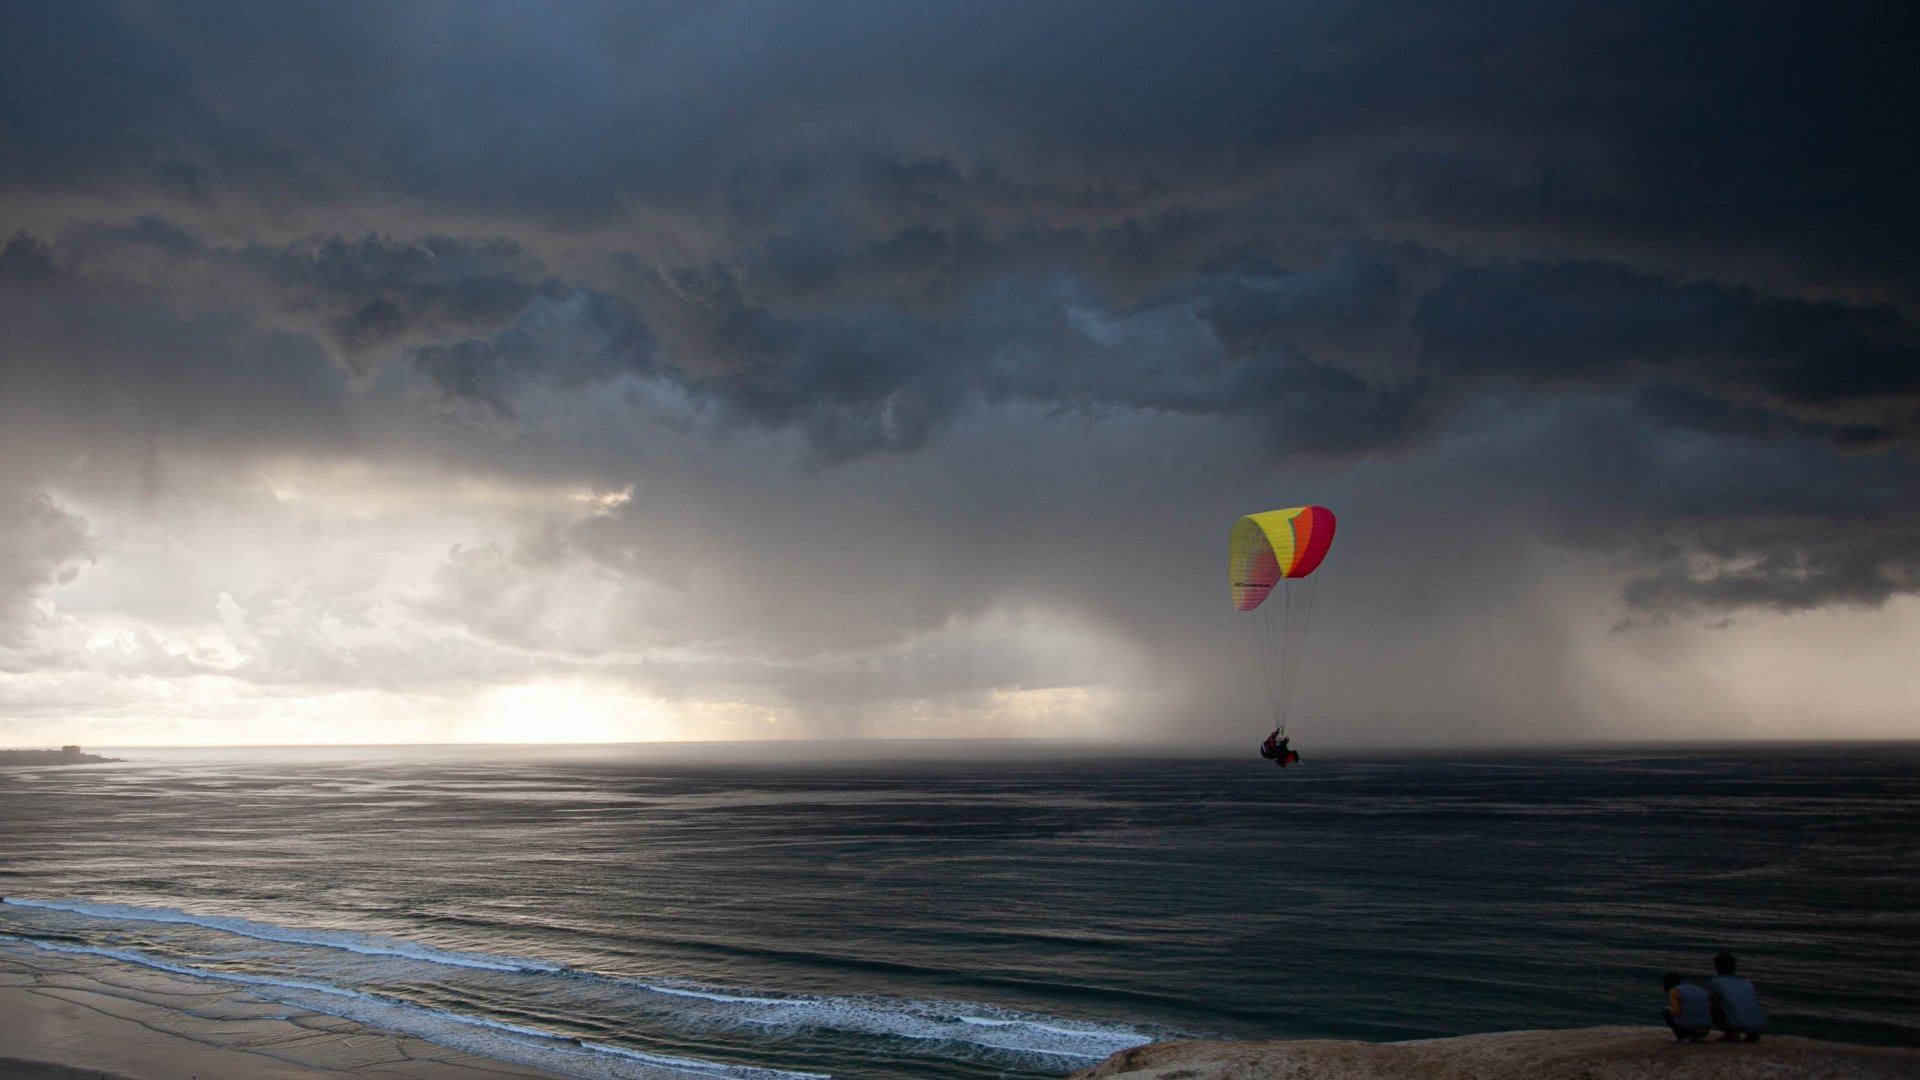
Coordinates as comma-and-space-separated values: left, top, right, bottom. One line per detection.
1068, 1028, 1919, 1080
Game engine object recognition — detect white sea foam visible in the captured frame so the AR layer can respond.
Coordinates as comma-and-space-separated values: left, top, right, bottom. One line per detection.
590, 1041, 829, 1078
622, 980, 1147, 1060
0, 935, 826, 1080
961, 1013, 1122, 1037
2, 897, 556, 973
2, 899, 1154, 1065
1, 935, 363, 1000
638, 983, 793, 1005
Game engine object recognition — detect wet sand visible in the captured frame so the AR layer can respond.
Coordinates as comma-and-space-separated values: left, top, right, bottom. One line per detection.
0, 964, 574, 1080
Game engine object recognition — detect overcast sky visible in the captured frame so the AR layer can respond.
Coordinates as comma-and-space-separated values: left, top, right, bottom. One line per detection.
2, 1, 1915, 749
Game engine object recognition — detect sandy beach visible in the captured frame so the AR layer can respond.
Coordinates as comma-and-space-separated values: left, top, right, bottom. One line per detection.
8, 939, 1918, 1080
0, 956, 572, 1080
12, 966, 1919, 1080
1069, 1029, 1920, 1079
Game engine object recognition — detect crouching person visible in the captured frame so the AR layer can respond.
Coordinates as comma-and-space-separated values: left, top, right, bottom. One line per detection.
1662, 973, 1712, 1042
1708, 952, 1767, 1042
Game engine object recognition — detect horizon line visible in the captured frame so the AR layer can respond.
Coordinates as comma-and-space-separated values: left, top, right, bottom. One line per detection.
9, 735, 1918, 754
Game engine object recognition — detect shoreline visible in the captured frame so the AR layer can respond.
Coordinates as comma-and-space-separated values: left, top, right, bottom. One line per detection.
9, 980, 1919, 1080
0, 956, 578, 1080
6, 954, 1916, 1080
6, 969, 1918, 1080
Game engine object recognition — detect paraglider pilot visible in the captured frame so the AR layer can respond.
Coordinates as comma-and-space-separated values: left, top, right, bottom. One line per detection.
1260, 729, 1300, 767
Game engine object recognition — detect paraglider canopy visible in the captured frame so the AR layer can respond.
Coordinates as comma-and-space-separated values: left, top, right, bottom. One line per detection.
1229, 505, 1336, 611
1231, 505, 1336, 755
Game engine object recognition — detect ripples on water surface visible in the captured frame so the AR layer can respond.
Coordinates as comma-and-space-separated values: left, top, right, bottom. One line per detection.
2, 743, 1916, 1078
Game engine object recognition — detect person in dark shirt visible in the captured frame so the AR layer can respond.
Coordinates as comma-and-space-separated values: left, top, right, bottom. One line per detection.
1662, 972, 1712, 1042
1259, 729, 1300, 767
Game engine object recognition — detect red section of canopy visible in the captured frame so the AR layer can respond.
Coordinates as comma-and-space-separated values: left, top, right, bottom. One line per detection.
1288, 506, 1336, 578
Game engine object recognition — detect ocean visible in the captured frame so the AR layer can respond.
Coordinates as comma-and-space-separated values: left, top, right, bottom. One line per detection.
2, 743, 1916, 1078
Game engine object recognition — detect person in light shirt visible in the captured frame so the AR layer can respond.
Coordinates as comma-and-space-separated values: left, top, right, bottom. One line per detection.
1708, 951, 1767, 1042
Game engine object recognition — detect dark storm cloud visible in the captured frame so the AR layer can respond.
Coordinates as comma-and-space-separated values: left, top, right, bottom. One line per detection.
14, 210, 1912, 625
1630, 385, 1898, 457
1621, 520, 1920, 621
0, 219, 567, 448
45, 219, 553, 375
2, 0, 1915, 676
409, 289, 658, 424
1456, 398, 1920, 620
0, 2, 210, 190
251, 234, 547, 376
1, 232, 58, 285
211, 221, 1419, 468
609, 254, 1436, 464
10, 2, 1910, 297
1180, 247, 1410, 362
1616, 426, 1920, 621
1419, 261, 1920, 448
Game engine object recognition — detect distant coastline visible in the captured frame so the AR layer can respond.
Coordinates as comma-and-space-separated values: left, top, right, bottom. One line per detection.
0, 746, 119, 765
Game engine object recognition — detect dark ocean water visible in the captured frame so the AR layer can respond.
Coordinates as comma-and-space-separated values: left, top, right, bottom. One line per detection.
1, 744, 1916, 1079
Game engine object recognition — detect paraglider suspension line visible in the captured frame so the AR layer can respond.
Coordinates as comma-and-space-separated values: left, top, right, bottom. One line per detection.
1257, 577, 1319, 735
